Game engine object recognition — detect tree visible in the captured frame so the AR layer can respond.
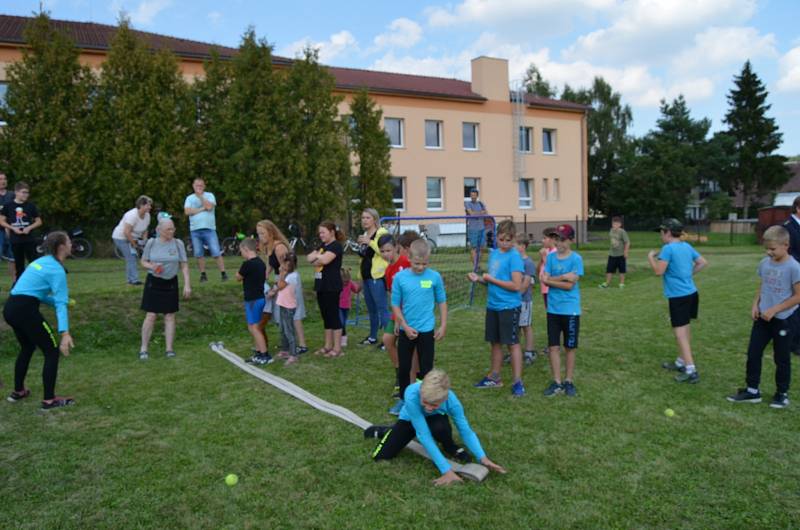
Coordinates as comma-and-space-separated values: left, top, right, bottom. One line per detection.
522, 64, 556, 98
561, 78, 633, 218
347, 88, 393, 226
90, 18, 195, 228
0, 13, 96, 228
607, 96, 710, 223
719, 61, 789, 218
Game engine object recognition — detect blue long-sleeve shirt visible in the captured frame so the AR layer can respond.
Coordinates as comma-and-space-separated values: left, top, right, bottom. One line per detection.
11, 255, 70, 332
399, 382, 487, 474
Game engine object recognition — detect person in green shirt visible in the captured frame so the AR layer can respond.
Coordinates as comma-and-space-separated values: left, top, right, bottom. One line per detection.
600, 216, 630, 289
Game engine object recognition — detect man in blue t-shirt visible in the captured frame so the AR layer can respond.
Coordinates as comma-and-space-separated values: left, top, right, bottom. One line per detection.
391, 240, 447, 412
464, 189, 488, 265
183, 177, 227, 282
540, 224, 584, 397
468, 220, 527, 397
648, 218, 708, 384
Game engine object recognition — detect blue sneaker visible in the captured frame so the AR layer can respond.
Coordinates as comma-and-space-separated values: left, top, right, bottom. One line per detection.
474, 376, 503, 389
388, 399, 404, 416
563, 381, 577, 397
543, 381, 563, 397
511, 380, 526, 397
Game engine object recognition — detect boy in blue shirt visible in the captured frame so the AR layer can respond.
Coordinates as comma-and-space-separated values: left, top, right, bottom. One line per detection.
648, 218, 708, 383
469, 220, 526, 397
540, 224, 584, 397
391, 239, 448, 413
727, 225, 800, 408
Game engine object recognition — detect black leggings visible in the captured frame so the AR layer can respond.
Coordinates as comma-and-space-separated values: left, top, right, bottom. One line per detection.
372, 415, 458, 461
398, 330, 434, 399
747, 316, 792, 393
11, 241, 38, 280
3, 295, 61, 400
316, 290, 342, 330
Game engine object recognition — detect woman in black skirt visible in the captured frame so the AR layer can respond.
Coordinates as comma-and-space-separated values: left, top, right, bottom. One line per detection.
138, 218, 191, 359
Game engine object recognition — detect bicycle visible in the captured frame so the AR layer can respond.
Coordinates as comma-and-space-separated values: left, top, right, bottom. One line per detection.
220, 231, 248, 256
36, 227, 93, 259
418, 224, 438, 254
288, 223, 313, 253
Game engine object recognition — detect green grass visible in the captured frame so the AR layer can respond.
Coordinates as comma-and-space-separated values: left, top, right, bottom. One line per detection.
1, 234, 799, 528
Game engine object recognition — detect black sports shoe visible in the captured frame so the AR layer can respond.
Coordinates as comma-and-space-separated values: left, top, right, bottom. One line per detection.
199, 272, 208, 283
7, 389, 31, 403
221, 271, 229, 281
726, 388, 762, 403
563, 381, 578, 397
770, 392, 789, 409
661, 361, 686, 372
363, 425, 390, 439
448, 447, 471, 464
359, 337, 377, 346
675, 371, 700, 384
296, 346, 308, 355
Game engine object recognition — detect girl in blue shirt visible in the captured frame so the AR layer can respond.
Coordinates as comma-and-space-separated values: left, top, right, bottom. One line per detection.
366, 369, 506, 486
4, 231, 75, 410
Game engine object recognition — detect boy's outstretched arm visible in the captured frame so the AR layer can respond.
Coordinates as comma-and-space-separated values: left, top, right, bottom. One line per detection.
693, 256, 708, 274
647, 250, 667, 276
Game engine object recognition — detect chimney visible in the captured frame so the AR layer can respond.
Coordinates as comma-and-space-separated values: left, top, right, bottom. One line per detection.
470, 56, 509, 101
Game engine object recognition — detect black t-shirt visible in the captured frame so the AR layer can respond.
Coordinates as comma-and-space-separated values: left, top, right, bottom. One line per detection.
1, 201, 39, 243
238, 256, 267, 302
359, 231, 378, 280
0, 190, 15, 207
314, 240, 343, 292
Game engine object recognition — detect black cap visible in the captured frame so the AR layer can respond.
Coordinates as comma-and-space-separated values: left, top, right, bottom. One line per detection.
659, 218, 683, 232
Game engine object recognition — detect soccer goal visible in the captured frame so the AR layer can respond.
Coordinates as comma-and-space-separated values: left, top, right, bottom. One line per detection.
380, 215, 497, 310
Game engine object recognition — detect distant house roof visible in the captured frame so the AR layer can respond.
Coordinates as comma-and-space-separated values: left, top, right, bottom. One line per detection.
0, 13, 589, 110
777, 162, 800, 193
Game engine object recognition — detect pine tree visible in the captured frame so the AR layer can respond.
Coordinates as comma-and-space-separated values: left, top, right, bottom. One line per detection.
719, 61, 788, 218
347, 88, 393, 226
0, 13, 96, 228
91, 18, 194, 228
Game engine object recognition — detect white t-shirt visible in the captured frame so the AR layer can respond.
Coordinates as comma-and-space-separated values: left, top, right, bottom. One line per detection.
112, 208, 151, 240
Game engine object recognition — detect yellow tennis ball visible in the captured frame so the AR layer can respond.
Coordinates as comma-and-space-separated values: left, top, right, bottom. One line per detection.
664, 408, 675, 417
225, 473, 238, 486
68, 298, 76, 306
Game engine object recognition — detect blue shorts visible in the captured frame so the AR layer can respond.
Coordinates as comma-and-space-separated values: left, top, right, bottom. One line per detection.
190, 229, 222, 258
467, 228, 485, 248
244, 298, 266, 325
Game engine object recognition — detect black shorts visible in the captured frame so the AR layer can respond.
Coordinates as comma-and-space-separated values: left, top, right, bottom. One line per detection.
606, 255, 627, 274
668, 292, 699, 327
316, 290, 342, 330
484, 308, 520, 345
547, 313, 580, 349
141, 275, 179, 314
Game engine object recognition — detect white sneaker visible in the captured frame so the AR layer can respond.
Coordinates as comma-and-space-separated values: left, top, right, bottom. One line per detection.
341, 336, 348, 347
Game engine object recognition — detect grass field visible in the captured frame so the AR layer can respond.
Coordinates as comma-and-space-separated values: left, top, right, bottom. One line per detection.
1, 231, 798, 529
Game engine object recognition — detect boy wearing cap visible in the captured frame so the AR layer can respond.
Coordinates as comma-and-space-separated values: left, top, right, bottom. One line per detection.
648, 218, 708, 383
540, 224, 584, 397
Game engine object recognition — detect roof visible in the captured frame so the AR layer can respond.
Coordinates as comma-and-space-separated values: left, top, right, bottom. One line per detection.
777, 162, 800, 193
0, 13, 589, 109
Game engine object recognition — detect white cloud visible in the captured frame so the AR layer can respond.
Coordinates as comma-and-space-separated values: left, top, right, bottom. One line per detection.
564, 0, 758, 63
207, 11, 222, 25
280, 31, 358, 63
374, 18, 423, 49
671, 26, 777, 75
777, 46, 800, 92
128, 0, 172, 26
426, 0, 615, 28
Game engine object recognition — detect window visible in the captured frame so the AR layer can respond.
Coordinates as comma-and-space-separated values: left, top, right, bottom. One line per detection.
542, 178, 549, 201
519, 179, 532, 209
462, 122, 478, 150
425, 120, 443, 148
463, 177, 480, 200
426, 177, 444, 210
543, 129, 556, 154
384, 118, 404, 147
519, 126, 532, 153
390, 177, 406, 211
553, 178, 560, 200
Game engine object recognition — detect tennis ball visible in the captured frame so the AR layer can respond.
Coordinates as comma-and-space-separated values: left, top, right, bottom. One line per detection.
225, 473, 238, 486
664, 408, 675, 417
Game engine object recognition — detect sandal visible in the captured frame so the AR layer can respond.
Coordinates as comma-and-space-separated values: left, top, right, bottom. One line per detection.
41, 396, 75, 410
324, 349, 344, 358
313, 347, 330, 356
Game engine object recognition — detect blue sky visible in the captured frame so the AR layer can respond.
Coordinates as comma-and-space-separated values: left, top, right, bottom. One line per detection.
6, 0, 800, 155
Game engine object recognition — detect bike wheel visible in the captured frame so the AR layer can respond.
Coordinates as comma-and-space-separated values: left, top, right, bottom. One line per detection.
426, 238, 438, 254
221, 237, 238, 256
71, 238, 93, 259
183, 237, 194, 256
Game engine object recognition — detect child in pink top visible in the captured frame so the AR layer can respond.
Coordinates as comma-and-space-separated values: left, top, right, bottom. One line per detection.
339, 268, 361, 347
270, 253, 300, 364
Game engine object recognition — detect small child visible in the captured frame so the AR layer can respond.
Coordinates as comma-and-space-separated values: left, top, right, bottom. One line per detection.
391, 239, 448, 413
600, 216, 630, 288
648, 218, 708, 384
727, 225, 800, 409
339, 268, 361, 347
236, 238, 271, 365
538, 227, 558, 311
272, 252, 301, 365
470, 219, 526, 397
382, 231, 421, 414
516, 234, 537, 364
540, 224, 584, 397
